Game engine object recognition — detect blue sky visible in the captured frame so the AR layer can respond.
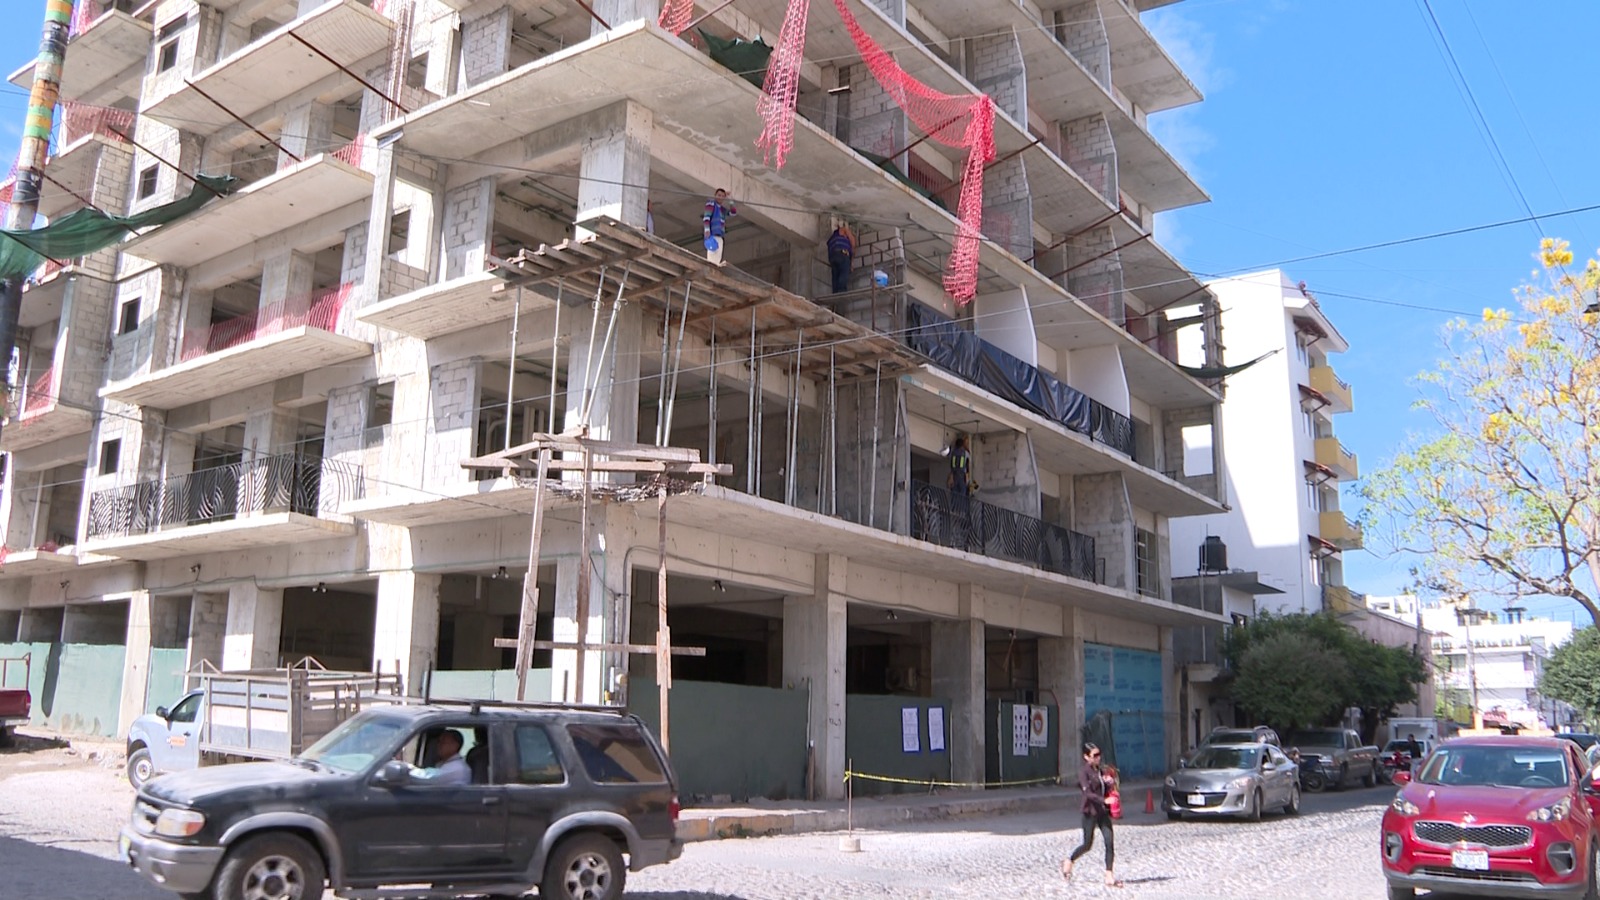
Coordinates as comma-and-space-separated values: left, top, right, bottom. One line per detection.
0, 4, 1591, 618
1143, 1, 1600, 623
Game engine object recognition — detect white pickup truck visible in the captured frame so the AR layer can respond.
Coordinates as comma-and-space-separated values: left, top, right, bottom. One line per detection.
124, 659, 402, 787
1284, 727, 1380, 789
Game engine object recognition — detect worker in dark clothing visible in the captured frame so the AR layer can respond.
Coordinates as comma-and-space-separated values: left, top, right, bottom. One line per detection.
1062, 742, 1122, 887
947, 435, 974, 550
947, 435, 973, 496
827, 222, 855, 293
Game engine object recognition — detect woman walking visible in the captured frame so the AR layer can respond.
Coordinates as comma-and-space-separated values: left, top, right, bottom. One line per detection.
1062, 742, 1122, 887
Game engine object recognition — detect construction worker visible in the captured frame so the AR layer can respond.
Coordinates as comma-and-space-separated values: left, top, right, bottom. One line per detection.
827, 221, 855, 293
947, 435, 975, 550
947, 435, 973, 496
703, 188, 737, 264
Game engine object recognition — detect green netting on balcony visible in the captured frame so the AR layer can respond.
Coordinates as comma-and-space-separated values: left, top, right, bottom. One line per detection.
700, 30, 772, 89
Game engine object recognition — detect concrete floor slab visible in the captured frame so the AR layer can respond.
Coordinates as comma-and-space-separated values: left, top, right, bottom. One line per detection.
9, 11, 150, 101
99, 326, 370, 409
357, 271, 551, 339
80, 511, 357, 561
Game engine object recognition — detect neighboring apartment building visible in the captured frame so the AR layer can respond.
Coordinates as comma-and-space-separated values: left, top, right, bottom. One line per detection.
1170, 271, 1361, 615
0, 0, 1225, 797
1369, 595, 1578, 730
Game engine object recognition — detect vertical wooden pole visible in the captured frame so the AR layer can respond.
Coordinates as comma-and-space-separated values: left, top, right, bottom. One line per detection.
657, 483, 671, 753
514, 449, 551, 701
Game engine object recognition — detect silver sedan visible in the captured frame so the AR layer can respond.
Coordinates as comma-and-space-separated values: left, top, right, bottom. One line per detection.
1163, 743, 1300, 821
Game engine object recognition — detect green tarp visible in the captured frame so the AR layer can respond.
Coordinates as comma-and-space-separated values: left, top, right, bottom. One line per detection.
700, 29, 773, 89
1178, 349, 1278, 380
858, 150, 949, 211
0, 173, 238, 281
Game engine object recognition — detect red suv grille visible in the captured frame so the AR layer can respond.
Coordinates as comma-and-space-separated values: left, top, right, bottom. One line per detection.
1413, 821, 1532, 847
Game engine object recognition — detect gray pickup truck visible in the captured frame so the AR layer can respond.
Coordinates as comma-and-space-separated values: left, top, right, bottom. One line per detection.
1284, 727, 1380, 789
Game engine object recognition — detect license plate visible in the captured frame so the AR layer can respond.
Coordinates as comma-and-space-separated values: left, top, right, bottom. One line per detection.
117, 834, 131, 862
1187, 793, 1205, 805
1452, 849, 1489, 871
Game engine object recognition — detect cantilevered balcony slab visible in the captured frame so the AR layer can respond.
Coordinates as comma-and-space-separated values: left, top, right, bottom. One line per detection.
37, 132, 128, 220
19, 266, 71, 330
0, 548, 81, 580
898, 365, 1222, 517
142, 0, 395, 135
376, 22, 1214, 405
100, 325, 369, 409
80, 512, 356, 561
120, 153, 373, 269
9, 10, 150, 102
342, 478, 576, 527
1094, 0, 1203, 113
4, 400, 95, 454
357, 271, 555, 339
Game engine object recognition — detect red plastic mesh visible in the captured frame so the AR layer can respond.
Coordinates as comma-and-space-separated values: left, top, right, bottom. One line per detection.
757, 0, 996, 301
658, 0, 694, 35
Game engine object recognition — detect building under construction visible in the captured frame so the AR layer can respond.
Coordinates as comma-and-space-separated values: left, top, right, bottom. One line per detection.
0, 0, 1227, 799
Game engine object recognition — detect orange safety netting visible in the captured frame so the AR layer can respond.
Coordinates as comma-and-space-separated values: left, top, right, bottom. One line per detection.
755, 0, 995, 301
659, 0, 694, 35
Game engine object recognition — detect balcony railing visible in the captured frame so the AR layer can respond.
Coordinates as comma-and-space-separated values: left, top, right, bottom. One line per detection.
180, 283, 351, 362
909, 480, 1098, 583
17, 366, 56, 418
85, 453, 363, 540
856, 298, 1136, 457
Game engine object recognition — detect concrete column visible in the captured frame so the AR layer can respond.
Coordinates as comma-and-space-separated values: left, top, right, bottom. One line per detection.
1055, 2, 1110, 88
783, 553, 847, 800
1062, 113, 1117, 207
561, 298, 642, 448
187, 592, 227, 681
260, 249, 316, 318
591, 0, 660, 35
461, 8, 513, 89
550, 514, 630, 704
1039, 611, 1085, 777
278, 102, 335, 169
440, 176, 495, 281
931, 586, 986, 788
118, 591, 154, 735
575, 101, 651, 238
374, 572, 442, 696
833, 377, 905, 532
1066, 223, 1124, 325
1161, 625, 1177, 770
223, 583, 284, 670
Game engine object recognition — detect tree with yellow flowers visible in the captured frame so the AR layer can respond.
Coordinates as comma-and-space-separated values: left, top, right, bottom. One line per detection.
1360, 239, 1600, 624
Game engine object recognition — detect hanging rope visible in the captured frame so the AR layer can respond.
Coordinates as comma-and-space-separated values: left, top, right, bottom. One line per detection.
754, 0, 996, 301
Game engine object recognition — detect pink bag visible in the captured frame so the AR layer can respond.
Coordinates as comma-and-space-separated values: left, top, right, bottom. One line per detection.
1107, 790, 1123, 819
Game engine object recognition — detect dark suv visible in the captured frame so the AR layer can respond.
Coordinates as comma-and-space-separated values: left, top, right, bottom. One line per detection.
119, 702, 681, 900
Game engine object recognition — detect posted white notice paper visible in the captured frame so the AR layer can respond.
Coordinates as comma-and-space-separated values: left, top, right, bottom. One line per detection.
902, 706, 921, 753
928, 707, 946, 752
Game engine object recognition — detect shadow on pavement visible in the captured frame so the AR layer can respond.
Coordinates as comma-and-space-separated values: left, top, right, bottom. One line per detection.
0, 835, 169, 899
0, 732, 68, 754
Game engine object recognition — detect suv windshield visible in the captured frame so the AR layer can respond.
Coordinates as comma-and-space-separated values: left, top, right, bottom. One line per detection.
1286, 730, 1342, 747
301, 715, 406, 774
1417, 745, 1570, 788
1189, 747, 1262, 770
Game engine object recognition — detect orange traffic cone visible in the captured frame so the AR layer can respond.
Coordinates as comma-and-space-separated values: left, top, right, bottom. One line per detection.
1144, 788, 1155, 814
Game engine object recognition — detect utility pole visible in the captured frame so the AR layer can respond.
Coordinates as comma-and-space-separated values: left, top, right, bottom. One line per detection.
0, 0, 76, 444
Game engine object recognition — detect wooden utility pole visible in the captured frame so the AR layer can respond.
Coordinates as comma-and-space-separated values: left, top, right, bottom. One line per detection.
0, 0, 76, 443
657, 482, 671, 752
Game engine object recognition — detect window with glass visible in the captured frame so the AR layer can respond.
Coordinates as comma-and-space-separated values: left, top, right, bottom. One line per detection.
514, 724, 565, 785
566, 723, 666, 784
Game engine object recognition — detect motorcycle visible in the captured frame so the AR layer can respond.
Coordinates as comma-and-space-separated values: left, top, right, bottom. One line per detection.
1378, 750, 1414, 786
1297, 753, 1329, 793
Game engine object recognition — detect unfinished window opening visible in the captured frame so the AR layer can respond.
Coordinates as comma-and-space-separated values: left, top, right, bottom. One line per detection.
367, 381, 394, 430
405, 54, 428, 89
387, 208, 411, 256
1181, 424, 1213, 477
136, 165, 159, 200
1135, 527, 1160, 598
98, 438, 121, 476
117, 297, 141, 336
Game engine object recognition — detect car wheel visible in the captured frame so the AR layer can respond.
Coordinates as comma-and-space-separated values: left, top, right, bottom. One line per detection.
1246, 789, 1262, 822
1284, 785, 1300, 816
213, 832, 325, 900
1303, 770, 1326, 793
1386, 884, 1415, 900
1585, 836, 1599, 900
127, 748, 155, 789
541, 833, 625, 900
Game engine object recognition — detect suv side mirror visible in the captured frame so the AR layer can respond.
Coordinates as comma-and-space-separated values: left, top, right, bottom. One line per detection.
156, 706, 170, 719
373, 760, 412, 788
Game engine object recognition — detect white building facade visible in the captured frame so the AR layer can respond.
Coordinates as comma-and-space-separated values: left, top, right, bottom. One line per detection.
1170, 271, 1361, 615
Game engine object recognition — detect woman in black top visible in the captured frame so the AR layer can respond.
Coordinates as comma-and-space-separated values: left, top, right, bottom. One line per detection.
1062, 742, 1122, 887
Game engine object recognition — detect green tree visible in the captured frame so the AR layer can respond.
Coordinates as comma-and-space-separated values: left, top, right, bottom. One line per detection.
1539, 625, 1600, 722
1360, 240, 1600, 624
1229, 632, 1349, 732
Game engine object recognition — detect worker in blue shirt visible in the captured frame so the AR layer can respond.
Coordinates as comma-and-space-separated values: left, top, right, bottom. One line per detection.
827, 222, 855, 293
703, 188, 737, 264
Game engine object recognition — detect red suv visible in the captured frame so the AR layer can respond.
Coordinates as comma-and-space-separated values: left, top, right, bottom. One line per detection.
1381, 735, 1600, 900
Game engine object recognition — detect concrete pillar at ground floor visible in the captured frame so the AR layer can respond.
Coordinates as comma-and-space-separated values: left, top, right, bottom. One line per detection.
783, 553, 847, 800
931, 589, 986, 787
223, 583, 284, 670
1161, 626, 1178, 769
187, 592, 227, 680
117, 591, 153, 736
374, 572, 442, 696
551, 522, 628, 704
1039, 620, 1085, 777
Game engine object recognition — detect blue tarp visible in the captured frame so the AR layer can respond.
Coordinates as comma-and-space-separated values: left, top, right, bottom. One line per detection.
904, 301, 1133, 456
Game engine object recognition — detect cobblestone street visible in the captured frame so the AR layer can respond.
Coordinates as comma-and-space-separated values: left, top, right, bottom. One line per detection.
0, 743, 1402, 899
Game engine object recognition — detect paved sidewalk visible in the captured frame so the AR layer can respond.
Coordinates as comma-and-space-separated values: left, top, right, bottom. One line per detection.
676, 778, 1165, 842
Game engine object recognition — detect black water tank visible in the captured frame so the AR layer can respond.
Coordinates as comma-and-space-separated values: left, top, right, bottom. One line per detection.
1200, 536, 1227, 573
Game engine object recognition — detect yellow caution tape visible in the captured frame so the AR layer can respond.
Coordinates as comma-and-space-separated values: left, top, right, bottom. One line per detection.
842, 769, 1060, 789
